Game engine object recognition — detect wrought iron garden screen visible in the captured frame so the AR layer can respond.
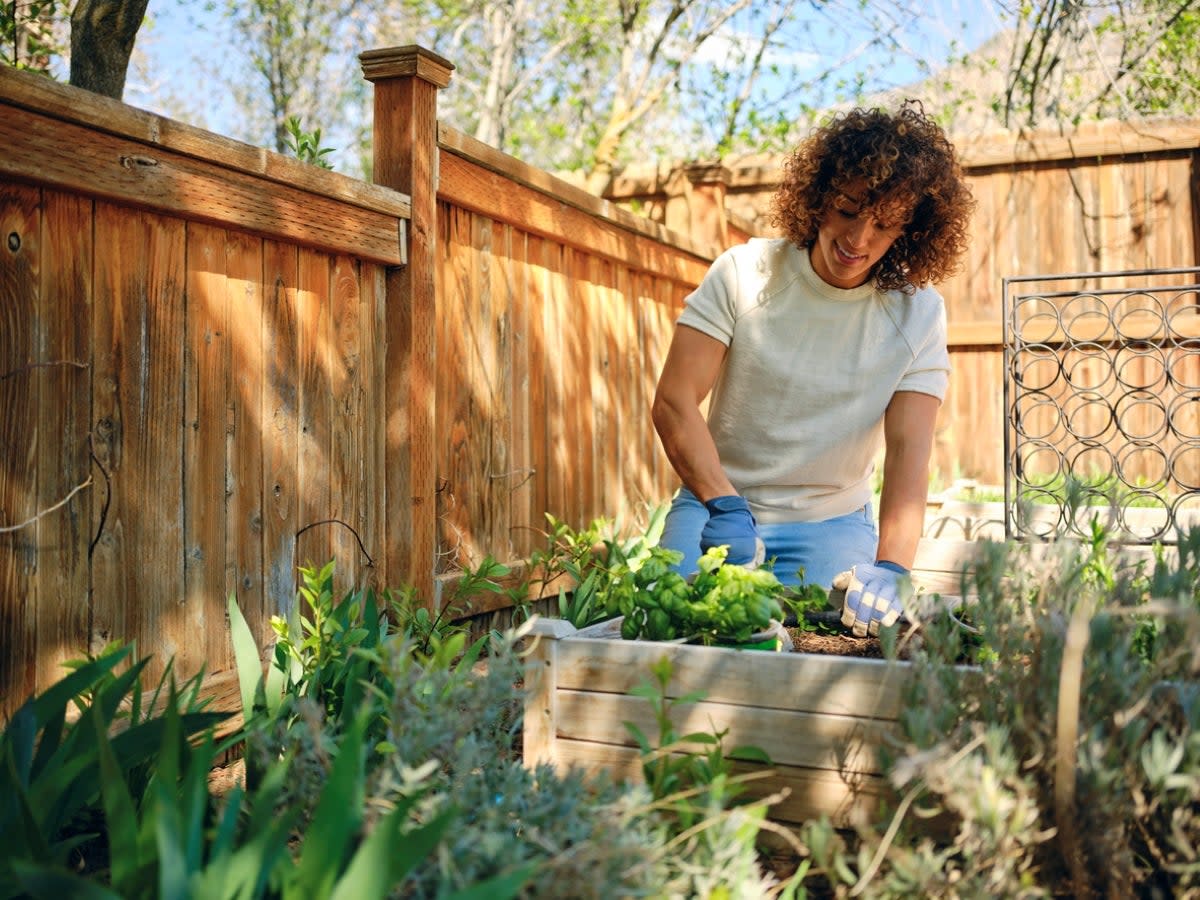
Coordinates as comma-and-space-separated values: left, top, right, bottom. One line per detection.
1003, 267, 1200, 543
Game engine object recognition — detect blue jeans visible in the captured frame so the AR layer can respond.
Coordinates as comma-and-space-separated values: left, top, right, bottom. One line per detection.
658, 487, 878, 590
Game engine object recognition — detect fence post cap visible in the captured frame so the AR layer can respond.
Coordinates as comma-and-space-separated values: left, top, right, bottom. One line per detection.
360, 45, 455, 87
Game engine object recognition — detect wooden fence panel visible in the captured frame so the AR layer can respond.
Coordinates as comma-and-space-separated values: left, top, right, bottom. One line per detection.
36, 190, 92, 684
0, 64, 412, 716
0, 183, 40, 706
433, 131, 712, 583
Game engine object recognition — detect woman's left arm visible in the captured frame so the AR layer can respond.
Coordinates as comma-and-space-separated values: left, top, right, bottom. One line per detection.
875, 390, 941, 569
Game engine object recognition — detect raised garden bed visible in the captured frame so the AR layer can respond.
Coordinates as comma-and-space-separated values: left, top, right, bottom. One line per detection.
522, 537, 984, 829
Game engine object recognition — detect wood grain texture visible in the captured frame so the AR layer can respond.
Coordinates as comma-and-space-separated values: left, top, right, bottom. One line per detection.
0, 184, 40, 706
262, 240, 300, 620
553, 740, 890, 829
0, 64, 411, 220
295, 247, 332, 573
0, 103, 405, 266
184, 222, 230, 677
35, 190, 93, 684
90, 202, 187, 674
225, 229, 266, 653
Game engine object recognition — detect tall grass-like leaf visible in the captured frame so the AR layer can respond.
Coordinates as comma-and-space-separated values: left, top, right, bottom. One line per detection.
228, 593, 269, 719
25, 647, 131, 730
328, 801, 453, 900
292, 713, 367, 895
9, 860, 123, 899
92, 704, 142, 891
441, 866, 538, 900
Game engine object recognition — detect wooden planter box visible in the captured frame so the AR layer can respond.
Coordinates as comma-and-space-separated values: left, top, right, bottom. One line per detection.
523, 617, 917, 827
521, 537, 992, 829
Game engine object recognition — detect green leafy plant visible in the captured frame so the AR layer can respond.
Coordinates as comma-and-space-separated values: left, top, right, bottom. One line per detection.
529, 504, 670, 629
610, 545, 788, 643
0, 646, 229, 897
283, 115, 335, 169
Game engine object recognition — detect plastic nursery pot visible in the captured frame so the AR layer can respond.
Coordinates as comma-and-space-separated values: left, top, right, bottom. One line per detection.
707, 619, 792, 652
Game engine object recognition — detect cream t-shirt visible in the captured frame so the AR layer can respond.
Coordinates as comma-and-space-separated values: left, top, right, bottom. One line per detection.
676, 237, 951, 523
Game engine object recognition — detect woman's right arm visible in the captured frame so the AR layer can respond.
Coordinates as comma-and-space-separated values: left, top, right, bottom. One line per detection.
651, 324, 736, 503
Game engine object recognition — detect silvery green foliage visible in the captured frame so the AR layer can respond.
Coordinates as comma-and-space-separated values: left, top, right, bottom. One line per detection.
800, 529, 1200, 898
372, 628, 780, 899
371, 630, 665, 898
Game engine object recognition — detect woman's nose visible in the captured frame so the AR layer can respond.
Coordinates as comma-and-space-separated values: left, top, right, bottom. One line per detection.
845, 217, 871, 247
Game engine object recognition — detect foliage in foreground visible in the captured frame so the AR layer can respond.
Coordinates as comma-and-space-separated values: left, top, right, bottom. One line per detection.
0, 550, 799, 898
797, 519, 1200, 898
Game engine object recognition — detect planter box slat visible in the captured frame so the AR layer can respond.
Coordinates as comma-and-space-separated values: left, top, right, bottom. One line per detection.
556, 689, 890, 774
554, 739, 891, 827
555, 639, 908, 719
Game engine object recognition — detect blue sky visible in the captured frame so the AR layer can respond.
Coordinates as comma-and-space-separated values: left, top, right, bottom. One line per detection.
122, 1, 1008, 169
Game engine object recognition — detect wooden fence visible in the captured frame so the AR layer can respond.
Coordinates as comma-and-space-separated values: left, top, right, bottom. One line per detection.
0, 48, 711, 714
605, 119, 1200, 486
0, 55, 422, 715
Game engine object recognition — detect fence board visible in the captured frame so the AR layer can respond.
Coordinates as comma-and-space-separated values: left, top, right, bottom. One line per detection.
329, 253, 363, 584
262, 240, 300, 622
0, 103, 404, 267
35, 190, 93, 683
295, 248, 332, 573
91, 203, 188, 666
509, 230, 535, 560
0, 183, 40, 705
184, 222, 230, 675
225, 230, 266, 651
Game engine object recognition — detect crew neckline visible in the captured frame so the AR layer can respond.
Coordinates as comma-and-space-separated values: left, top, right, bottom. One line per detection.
796, 244, 876, 302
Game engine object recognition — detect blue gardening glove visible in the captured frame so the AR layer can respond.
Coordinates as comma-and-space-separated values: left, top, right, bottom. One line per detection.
700, 495, 766, 567
835, 561, 911, 638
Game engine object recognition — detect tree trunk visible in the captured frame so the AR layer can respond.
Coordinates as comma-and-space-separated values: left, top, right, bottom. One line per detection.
69, 0, 151, 99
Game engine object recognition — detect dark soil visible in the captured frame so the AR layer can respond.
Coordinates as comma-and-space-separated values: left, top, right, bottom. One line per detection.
785, 626, 887, 657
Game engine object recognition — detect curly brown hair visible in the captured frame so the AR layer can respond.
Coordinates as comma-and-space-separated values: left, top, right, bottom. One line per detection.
769, 101, 975, 293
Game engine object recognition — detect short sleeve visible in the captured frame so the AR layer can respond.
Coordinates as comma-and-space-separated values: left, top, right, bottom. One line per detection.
676, 248, 739, 346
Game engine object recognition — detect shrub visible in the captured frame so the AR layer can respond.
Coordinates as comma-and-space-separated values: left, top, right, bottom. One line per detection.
798, 523, 1200, 898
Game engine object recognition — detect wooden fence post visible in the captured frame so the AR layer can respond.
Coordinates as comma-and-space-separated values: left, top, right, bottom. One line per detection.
360, 45, 453, 604
664, 161, 731, 250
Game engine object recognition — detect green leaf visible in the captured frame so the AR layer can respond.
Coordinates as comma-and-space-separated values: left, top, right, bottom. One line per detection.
10, 859, 124, 899
228, 592, 266, 721
293, 713, 367, 894
441, 864, 537, 900
330, 800, 452, 900
93, 704, 141, 891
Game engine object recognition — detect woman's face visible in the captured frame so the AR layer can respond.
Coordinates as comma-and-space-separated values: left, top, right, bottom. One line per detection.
810, 186, 909, 289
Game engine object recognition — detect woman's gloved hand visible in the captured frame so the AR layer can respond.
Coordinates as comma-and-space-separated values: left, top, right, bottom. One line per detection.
834, 561, 911, 637
700, 495, 766, 567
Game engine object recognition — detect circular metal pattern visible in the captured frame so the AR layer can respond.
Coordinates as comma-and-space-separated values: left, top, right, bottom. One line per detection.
1165, 290, 1200, 338
1113, 345, 1167, 392
1063, 342, 1116, 392
1116, 442, 1169, 489
1169, 442, 1200, 492
1011, 344, 1062, 392
1013, 295, 1064, 341
1061, 391, 1115, 441
1012, 391, 1065, 442
1165, 341, 1200, 391
1113, 390, 1169, 441
1060, 294, 1114, 342
1116, 491, 1171, 541
1006, 276, 1200, 543
1012, 487, 1063, 538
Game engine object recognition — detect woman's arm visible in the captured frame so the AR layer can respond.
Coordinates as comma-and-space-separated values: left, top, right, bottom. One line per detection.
875, 390, 940, 569
651, 324, 735, 503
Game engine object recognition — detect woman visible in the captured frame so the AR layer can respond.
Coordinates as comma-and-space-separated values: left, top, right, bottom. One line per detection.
651, 101, 975, 637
